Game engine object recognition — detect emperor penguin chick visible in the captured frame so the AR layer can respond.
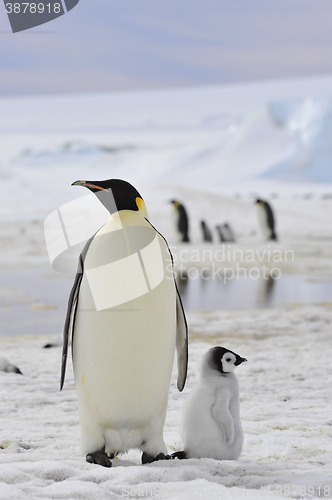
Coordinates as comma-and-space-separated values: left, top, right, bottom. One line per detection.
175, 346, 247, 460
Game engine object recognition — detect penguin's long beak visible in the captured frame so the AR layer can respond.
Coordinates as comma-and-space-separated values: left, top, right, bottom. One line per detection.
71, 180, 86, 187
71, 180, 108, 191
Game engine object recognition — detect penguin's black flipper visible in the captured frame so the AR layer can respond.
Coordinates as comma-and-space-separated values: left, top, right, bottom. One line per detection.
144, 218, 188, 392
175, 279, 188, 392
60, 235, 95, 391
60, 257, 83, 391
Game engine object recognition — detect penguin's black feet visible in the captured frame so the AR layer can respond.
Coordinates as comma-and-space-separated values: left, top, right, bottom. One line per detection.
141, 452, 171, 464
86, 449, 112, 467
171, 450, 187, 460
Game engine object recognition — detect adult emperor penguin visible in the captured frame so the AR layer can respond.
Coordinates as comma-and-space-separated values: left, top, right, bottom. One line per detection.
61, 179, 188, 467
170, 200, 190, 243
172, 346, 246, 460
255, 199, 277, 241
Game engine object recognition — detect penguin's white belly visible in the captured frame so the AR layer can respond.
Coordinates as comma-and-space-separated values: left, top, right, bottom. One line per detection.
181, 381, 243, 460
72, 213, 176, 455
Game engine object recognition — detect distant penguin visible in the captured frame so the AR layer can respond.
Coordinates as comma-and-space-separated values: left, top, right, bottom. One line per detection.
200, 220, 213, 242
222, 223, 236, 243
255, 199, 277, 241
215, 224, 236, 243
172, 346, 246, 460
0, 357, 22, 374
61, 179, 188, 467
44, 337, 65, 348
170, 200, 190, 243
215, 225, 226, 242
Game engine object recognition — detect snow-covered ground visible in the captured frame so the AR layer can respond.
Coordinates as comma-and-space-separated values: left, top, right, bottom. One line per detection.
1, 306, 332, 500
1, 75, 332, 499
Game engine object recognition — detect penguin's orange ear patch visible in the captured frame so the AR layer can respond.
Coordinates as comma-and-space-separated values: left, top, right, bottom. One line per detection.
136, 197, 144, 211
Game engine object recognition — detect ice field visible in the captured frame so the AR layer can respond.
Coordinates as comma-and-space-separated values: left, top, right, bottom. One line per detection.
0, 75, 332, 499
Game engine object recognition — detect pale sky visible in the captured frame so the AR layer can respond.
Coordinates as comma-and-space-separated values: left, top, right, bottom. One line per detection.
1, 0, 332, 96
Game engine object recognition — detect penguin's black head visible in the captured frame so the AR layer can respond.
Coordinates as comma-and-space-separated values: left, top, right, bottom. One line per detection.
72, 179, 148, 218
207, 346, 247, 375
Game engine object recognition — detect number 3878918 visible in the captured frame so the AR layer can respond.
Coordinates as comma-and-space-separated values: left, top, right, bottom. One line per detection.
5, 3, 62, 14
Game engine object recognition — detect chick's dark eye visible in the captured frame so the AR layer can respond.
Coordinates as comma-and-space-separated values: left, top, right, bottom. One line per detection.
226, 358, 231, 362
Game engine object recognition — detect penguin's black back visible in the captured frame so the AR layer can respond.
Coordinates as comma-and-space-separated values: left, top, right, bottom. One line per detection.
178, 204, 189, 242
264, 201, 277, 241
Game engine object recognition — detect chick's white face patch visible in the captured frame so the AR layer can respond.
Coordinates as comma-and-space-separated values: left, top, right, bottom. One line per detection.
221, 352, 236, 373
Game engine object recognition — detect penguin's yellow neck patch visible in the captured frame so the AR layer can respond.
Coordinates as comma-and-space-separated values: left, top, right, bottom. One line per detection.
173, 201, 179, 207
135, 197, 149, 219
136, 197, 144, 211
